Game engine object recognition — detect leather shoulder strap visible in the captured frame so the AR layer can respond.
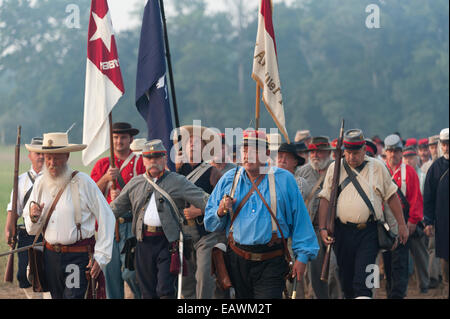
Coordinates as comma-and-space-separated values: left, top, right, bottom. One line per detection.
304, 172, 326, 207
251, 176, 291, 263
186, 162, 211, 184
439, 168, 449, 183
343, 160, 377, 219
268, 170, 277, 233
143, 173, 184, 230
31, 171, 79, 247
70, 172, 82, 240
230, 174, 264, 230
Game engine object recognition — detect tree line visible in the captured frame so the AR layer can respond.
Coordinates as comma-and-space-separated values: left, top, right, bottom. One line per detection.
0, 0, 448, 146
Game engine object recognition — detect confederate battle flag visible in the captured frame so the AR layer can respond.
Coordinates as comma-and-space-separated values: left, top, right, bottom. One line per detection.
82, 0, 125, 166
252, 0, 289, 143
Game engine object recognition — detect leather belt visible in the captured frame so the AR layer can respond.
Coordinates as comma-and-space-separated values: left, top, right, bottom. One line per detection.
45, 242, 91, 254
146, 225, 163, 233
338, 218, 371, 230
229, 240, 284, 262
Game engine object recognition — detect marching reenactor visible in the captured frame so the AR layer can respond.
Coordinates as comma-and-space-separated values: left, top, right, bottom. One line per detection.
175, 125, 227, 299
424, 128, 449, 298
318, 129, 409, 299
90, 122, 145, 299
275, 142, 311, 299
4, 137, 46, 299
401, 145, 430, 294
297, 136, 342, 299
23, 132, 116, 299
205, 130, 319, 299
110, 140, 210, 299
382, 134, 424, 298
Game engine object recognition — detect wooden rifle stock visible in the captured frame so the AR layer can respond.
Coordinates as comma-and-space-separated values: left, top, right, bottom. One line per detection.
320, 120, 344, 282
4, 126, 21, 283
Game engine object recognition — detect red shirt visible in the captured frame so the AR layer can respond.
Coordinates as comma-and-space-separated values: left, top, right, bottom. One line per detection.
387, 161, 423, 224
91, 151, 145, 204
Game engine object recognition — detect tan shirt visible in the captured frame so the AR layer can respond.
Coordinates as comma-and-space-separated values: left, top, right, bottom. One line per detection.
318, 156, 398, 224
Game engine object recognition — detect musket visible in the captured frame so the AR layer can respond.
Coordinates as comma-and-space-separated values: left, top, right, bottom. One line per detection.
0, 242, 44, 258
291, 278, 298, 299
4, 126, 21, 282
320, 119, 345, 282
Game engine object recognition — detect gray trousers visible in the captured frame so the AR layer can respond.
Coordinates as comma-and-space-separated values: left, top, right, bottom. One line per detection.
428, 235, 442, 286
181, 225, 227, 299
307, 228, 343, 299
409, 234, 430, 290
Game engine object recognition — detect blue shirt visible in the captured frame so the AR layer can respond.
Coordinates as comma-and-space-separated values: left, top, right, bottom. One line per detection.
205, 166, 319, 264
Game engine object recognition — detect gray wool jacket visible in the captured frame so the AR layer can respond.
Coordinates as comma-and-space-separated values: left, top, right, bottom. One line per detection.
110, 171, 210, 243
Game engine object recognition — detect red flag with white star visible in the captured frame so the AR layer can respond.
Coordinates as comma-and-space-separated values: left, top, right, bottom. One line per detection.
82, 0, 124, 166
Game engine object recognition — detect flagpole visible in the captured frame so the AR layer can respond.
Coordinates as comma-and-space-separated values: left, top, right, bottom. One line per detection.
255, 83, 261, 130
108, 113, 116, 170
159, 0, 180, 129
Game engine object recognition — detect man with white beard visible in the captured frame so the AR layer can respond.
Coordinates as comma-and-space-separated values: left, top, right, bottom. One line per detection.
22, 132, 116, 299
296, 136, 343, 299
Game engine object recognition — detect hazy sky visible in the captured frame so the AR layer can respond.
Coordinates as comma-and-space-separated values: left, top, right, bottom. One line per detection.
107, 0, 292, 32
108, 0, 232, 32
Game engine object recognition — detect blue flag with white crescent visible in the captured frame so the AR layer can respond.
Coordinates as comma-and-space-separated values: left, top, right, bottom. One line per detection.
136, 0, 175, 171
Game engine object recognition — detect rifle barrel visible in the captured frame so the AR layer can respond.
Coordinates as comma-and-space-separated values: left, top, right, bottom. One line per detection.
4, 126, 21, 282
0, 242, 44, 258
320, 119, 344, 282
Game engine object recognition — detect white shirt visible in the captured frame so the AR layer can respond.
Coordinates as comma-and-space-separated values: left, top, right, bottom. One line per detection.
143, 179, 162, 227
23, 171, 116, 270
7, 166, 41, 216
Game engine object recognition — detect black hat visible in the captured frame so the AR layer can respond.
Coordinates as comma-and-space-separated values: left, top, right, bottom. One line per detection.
278, 143, 305, 167
365, 139, 377, 157
402, 146, 417, 157
307, 136, 335, 152
293, 141, 307, 153
112, 122, 139, 136
343, 129, 365, 150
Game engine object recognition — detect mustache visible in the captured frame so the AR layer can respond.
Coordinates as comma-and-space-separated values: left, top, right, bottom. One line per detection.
146, 163, 165, 170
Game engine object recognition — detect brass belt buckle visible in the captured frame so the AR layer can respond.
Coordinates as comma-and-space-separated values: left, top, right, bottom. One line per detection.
251, 253, 262, 261
357, 223, 367, 230
147, 226, 157, 232
53, 244, 61, 253
118, 217, 125, 224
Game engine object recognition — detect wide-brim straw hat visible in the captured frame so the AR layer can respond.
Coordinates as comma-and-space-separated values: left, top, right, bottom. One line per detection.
172, 125, 220, 148
25, 132, 86, 153
130, 138, 147, 153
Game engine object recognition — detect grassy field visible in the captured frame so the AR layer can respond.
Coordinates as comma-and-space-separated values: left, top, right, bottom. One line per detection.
0, 145, 97, 289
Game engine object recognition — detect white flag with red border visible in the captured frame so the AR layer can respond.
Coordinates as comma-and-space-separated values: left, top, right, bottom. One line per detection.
82, 0, 125, 166
252, 0, 289, 143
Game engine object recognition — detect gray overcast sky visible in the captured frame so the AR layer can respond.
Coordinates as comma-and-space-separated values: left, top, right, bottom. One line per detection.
107, 0, 292, 32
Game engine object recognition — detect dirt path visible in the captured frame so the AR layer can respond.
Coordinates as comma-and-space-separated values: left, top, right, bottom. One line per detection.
0, 277, 447, 299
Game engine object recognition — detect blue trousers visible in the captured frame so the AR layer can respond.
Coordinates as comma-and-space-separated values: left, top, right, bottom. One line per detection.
17, 227, 41, 288
104, 222, 141, 299
135, 234, 176, 299
333, 220, 379, 299
44, 249, 90, 299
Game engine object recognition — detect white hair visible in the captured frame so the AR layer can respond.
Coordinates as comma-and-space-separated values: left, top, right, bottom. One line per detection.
42, 164, 72, 191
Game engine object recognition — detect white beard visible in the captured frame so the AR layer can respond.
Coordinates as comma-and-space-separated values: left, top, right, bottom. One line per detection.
42, 164, 72, 192
310, 157, 330, 171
